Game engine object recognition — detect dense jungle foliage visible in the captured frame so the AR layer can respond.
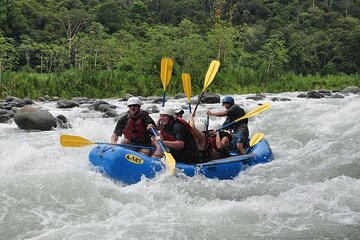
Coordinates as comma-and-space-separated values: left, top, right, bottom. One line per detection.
0, 0, 360, 98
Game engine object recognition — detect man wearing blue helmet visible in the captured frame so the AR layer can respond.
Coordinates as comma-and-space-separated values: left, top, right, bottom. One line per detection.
207, 96, 249, 155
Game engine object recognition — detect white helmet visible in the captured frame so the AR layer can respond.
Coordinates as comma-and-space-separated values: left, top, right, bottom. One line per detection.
159, 107, 175, 116
127, 97, 143, 106
195, 120, 207, 132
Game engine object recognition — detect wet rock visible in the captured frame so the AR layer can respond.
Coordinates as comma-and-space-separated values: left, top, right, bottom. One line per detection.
0, 114, 11, 123
297, 93, 307, 98
92, 100, 110, 111
200, 92, 220, 104
148, 96, 162, 102
55, 114, 72, 128
318, 89, 332, 96
23, 98, 34, 105
57, 100, 80, 108
307, 91, 323, 98
331, 93, 345, 99
246, 94, 266, 101
144, 105, 159, 114
152, 97, 164, 104
103, 109, 118, 118
271, 97, 291, 101
98, 103, 116, 112
14, 106, 56, 131
0, 109, 13, 123
341, 86, 359, 94
5, 95, 16, 102
71, 97, 94, 105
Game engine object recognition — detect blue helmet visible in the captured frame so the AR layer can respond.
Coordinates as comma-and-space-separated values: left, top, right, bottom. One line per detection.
222, 96, 234, 105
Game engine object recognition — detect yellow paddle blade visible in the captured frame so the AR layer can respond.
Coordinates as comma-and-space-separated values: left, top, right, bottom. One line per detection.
60, 134, 95, 147
164, 152, 176, 175
235, 102, 271, 123
182, 73, 192, 102
250, 133, 264, 147
203, 60, 220, 91
160, 58, 173, 91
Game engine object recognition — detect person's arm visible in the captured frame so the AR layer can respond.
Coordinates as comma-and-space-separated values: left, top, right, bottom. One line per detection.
146, 124, 184, 149
111, 115, 127, 144
111, 132, 118, 144
216, 133, 230, 150
163, 140, 184, 149
207, 110, 228, 117
189, 113, 207, 149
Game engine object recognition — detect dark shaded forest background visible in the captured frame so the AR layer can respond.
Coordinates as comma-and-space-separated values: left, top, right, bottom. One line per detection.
0, 0, 359, 98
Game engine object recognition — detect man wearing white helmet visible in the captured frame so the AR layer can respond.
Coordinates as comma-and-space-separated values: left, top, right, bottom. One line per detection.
111, 97, 155, 156
207, 96, 249, 155
148, 106, 200, 164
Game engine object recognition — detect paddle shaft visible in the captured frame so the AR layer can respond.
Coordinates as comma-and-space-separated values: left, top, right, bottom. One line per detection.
150, 128, 167, 153
193, 91, 205, 115
162, 91, 166, 107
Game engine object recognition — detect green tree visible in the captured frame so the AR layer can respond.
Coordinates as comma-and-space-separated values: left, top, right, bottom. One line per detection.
18, 35, 36, 71
0, 35, 18, 83
207, 25, 236, 65
56, 8, 93, 68
93, 0, 128, 34
256, 30, 288, 82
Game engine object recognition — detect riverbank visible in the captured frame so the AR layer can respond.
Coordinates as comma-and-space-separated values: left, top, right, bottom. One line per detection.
1, 70, 359, 99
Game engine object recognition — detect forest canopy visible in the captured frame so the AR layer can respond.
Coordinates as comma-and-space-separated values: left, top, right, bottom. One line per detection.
1, 0, 359, 98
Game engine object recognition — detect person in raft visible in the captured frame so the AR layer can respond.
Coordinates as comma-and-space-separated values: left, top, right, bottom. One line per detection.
147, 107, 200, 164
207, 96, 249, 155
111, 97, 156, 156
155, 108, 184, 129
188, 113, 232, 160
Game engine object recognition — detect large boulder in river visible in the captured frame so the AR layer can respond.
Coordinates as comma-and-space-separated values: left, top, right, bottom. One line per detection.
341, 86, 359, 94
199, 92, 220, 104
14, 106, 56, 131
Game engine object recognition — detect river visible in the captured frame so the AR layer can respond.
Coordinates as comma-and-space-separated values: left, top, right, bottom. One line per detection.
1, 92, 359, 239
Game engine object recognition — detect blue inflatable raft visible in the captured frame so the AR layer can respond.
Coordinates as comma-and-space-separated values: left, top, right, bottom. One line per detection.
89, 139, 274, 184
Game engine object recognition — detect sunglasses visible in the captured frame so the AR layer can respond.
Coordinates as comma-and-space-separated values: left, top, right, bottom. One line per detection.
128, 104, 140, 108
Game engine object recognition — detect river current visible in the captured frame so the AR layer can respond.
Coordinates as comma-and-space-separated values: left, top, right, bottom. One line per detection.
0, 92, 359, 239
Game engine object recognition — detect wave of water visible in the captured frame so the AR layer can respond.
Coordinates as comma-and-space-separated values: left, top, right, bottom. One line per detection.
1, 93, 359, 239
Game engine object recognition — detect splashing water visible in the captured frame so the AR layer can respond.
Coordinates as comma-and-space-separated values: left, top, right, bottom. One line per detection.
1, 93, 359, 239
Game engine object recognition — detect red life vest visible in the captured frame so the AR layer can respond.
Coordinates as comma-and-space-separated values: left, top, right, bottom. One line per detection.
160, 117, 193, 141
123, 112, 149, 142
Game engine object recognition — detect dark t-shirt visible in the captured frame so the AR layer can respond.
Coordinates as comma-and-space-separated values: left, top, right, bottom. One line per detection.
222, 104, 248, 131
163, 120, 200, 164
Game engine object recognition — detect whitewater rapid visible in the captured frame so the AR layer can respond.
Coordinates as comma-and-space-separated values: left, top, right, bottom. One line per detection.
0, 92, 359, 239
